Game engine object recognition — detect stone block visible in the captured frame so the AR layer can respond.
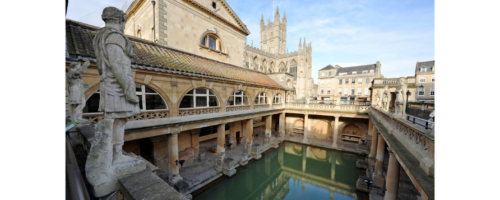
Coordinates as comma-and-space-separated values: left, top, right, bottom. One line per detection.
251, 144, 262, 160
419, 157, 434, 177
174, 180, 189, 194
372, 172, 385, 187
222, 157, 237, 177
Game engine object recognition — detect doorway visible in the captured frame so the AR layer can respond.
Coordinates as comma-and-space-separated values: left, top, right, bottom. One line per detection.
390, 92, 396, 111
236, 131, 241, 145
139, 138, 154, 165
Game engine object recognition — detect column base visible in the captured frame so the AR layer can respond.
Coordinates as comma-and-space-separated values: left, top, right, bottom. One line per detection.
372, 172, 385, 187
170, 175, 184, 185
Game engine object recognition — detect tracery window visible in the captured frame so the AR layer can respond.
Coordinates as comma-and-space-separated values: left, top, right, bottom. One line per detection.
253, 57, 259, 70
254, 93, 268, 105
200, 33, 225, 52
290, 60, 297, 80
273, 94, 281, 104
83, 84, 168, 113
279, 62, 286, 72
227, 90, 249, 106
180, 88, 219, 108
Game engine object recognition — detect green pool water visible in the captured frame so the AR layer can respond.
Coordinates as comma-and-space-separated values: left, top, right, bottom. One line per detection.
194, 142, 367, 200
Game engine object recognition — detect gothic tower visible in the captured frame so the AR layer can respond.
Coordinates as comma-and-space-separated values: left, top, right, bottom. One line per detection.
260, 7, 287, 54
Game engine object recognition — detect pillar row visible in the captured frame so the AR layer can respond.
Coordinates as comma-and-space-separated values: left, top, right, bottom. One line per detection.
384, 148, 400, 200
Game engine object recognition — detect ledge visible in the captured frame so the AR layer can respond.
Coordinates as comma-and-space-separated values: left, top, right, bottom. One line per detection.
369, 112, 434, 200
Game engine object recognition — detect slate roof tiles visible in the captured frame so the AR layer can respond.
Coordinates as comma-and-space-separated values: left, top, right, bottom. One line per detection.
66, 19, 282, 89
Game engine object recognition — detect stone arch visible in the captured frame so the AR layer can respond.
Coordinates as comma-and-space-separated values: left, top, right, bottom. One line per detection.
225, 88, 251, 106
262, 59, 268, 72
310, 120, 332, 140
199, 30, 227, 53
245, 53, 250, 68
310, 148, 329, 161
341, 124, 362, 138
253, 56, 259, 70
177, 86, 223, 109
279, 62, 286, 72
289, 59, 298, 77
293, 119, 304, 136
270, 61, 275, 72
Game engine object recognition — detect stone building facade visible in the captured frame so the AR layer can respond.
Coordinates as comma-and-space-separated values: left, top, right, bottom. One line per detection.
243, 7, 315, 101
317, 63, 383, 103
414, 60, 435, 101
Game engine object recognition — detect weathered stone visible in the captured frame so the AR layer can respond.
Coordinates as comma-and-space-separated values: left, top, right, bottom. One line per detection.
222, 157, 236, 177
251, 144, 262, 160
119, 169, 187, 200
66, 60, 90, 124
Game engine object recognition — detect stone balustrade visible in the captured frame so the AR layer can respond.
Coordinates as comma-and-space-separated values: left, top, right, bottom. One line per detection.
226, 105, 251, 112
179, 107, 220, 116
83, 110, 170, 124
369, 107, 434, 177
286, 103, 370, 113
254, 104, 270, 109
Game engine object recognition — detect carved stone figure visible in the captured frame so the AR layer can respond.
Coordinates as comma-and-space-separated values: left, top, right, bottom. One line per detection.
374, 90, 381, 108
86, 7, 145, 197
395, 87, 404, 115
67, 60, 90, 124
382, 86, 389, 111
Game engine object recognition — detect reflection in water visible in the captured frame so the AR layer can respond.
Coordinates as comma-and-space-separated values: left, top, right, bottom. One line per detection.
194, 142, 365, 200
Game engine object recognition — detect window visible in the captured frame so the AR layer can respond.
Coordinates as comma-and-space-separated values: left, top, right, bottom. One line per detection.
358, 78, 363, 84
344, 88, 348, 95
345, 79, 348, 84
339, 72, 347, 76
321, 89, 324, 94
420, 76, 426, 83
180, 88, 219, 108
84, 84, 169, 113
200, 33, 225, 52
420, 68, 427, 72
357, 88, 361, 95
273, 94, 281, 104
226, 90, 248, 106
351, 88, 355, 95
418, 87, 425, 96
432, 76, 435, 82
431, 67, 434, 72
212, 1, 216, 9
365, 88, 369, 95
366, 78, 370, 83
351, 78, 355, 84
430, 87, 435, 96
362, 70, 368, 73
338, 88, 342, 95
322, 72, 325, 76
321, 80, 324, 84
327, 79, 331, 84
327, 88, 331, 94
352, 71, 357, 75
339, 79, 342, 84
254, 92, 268, 105
328, 71, 332, 76
370, 70, 374, 73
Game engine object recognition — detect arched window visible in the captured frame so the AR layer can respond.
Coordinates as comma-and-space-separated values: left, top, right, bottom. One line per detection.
83, 84, 168, 113
227, 90, 249, 106
254, 92, 267, 105
279, 62, 286, 72
262, 60, 267, 72
253, 57, 259, 70
245, 54, 250, 68
287, 80, 291, 87
200, 33, 225, 52
290, 60, 297, 80
180, 88, 219, 108
273, 94, 281, 104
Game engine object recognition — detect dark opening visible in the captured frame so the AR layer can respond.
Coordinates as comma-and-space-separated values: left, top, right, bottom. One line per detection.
225, 124, 230, 131
236, 131, 241, 144
275, 122, 279, 132
212, 2, 216, 9
200, 125, 218, 137
139, 138, 154, 164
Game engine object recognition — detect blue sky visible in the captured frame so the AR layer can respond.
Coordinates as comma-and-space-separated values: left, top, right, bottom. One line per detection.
66, 0, 434, 83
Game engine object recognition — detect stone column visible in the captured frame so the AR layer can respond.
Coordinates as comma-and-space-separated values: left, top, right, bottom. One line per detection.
369, 127, 378, 159
368, 120, 373, 137
332, 116, 339, 148
279, 112, 285, 138
191, 129, 201, 161
265, 115, 272, 143
216, 123, 226, 171
245, 119, 254, 157
168, 132, 183, 184
384, 148, 400, 200
301, 114, 309, 143
373, 134, 385, 186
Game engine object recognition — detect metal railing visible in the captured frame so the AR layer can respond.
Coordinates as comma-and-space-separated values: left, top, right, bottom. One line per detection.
407, 115, 434, 130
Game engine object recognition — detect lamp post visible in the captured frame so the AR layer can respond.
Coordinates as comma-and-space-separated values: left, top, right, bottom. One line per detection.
151, 0, 156, 42
406, 90, 411, 113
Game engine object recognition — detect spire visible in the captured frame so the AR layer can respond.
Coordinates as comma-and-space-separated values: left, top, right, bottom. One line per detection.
303, 37, 306, 49
251, 40, 253, 47
283, 12, 287, 22
261, 14, 264, 23
287, 48, 289, 54
299, 37, 302, 50
275, 6, 280, 24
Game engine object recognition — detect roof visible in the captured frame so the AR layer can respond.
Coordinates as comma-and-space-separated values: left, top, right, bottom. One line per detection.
319, 64, 335, 71
65, 19, 282, 89
336, 64, 376, 76
416, 60, 435, 74
417, 60, 434, 68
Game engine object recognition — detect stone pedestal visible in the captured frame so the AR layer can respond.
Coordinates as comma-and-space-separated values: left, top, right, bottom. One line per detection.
222, 157, 237, 177
85, 119, 146, 197
251, 144, 262, 160
215, 154, 225, 171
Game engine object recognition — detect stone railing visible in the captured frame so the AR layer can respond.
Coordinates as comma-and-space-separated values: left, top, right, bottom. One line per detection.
272, 104, 284, 108
83, 110, 170, 125
254, 104, 270, 109
370, 107, 434, 176
286, 103, 370, 113
226, 105, 250, 112
179, 107, 220, 116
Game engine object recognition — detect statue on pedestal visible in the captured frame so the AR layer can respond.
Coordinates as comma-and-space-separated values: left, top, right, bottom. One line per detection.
85, 7, 145, 197
395, 77, 407, 115
67, 60, 90, 124
382, 86, 389, 111
374, 90, 381, 108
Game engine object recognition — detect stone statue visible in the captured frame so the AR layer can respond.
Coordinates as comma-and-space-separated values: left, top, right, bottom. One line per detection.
374, 90, 381, 108
395, 87, 404, 115
86, 7, 145, 197
382, 86, 389, 111
67, 60, 90, 124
